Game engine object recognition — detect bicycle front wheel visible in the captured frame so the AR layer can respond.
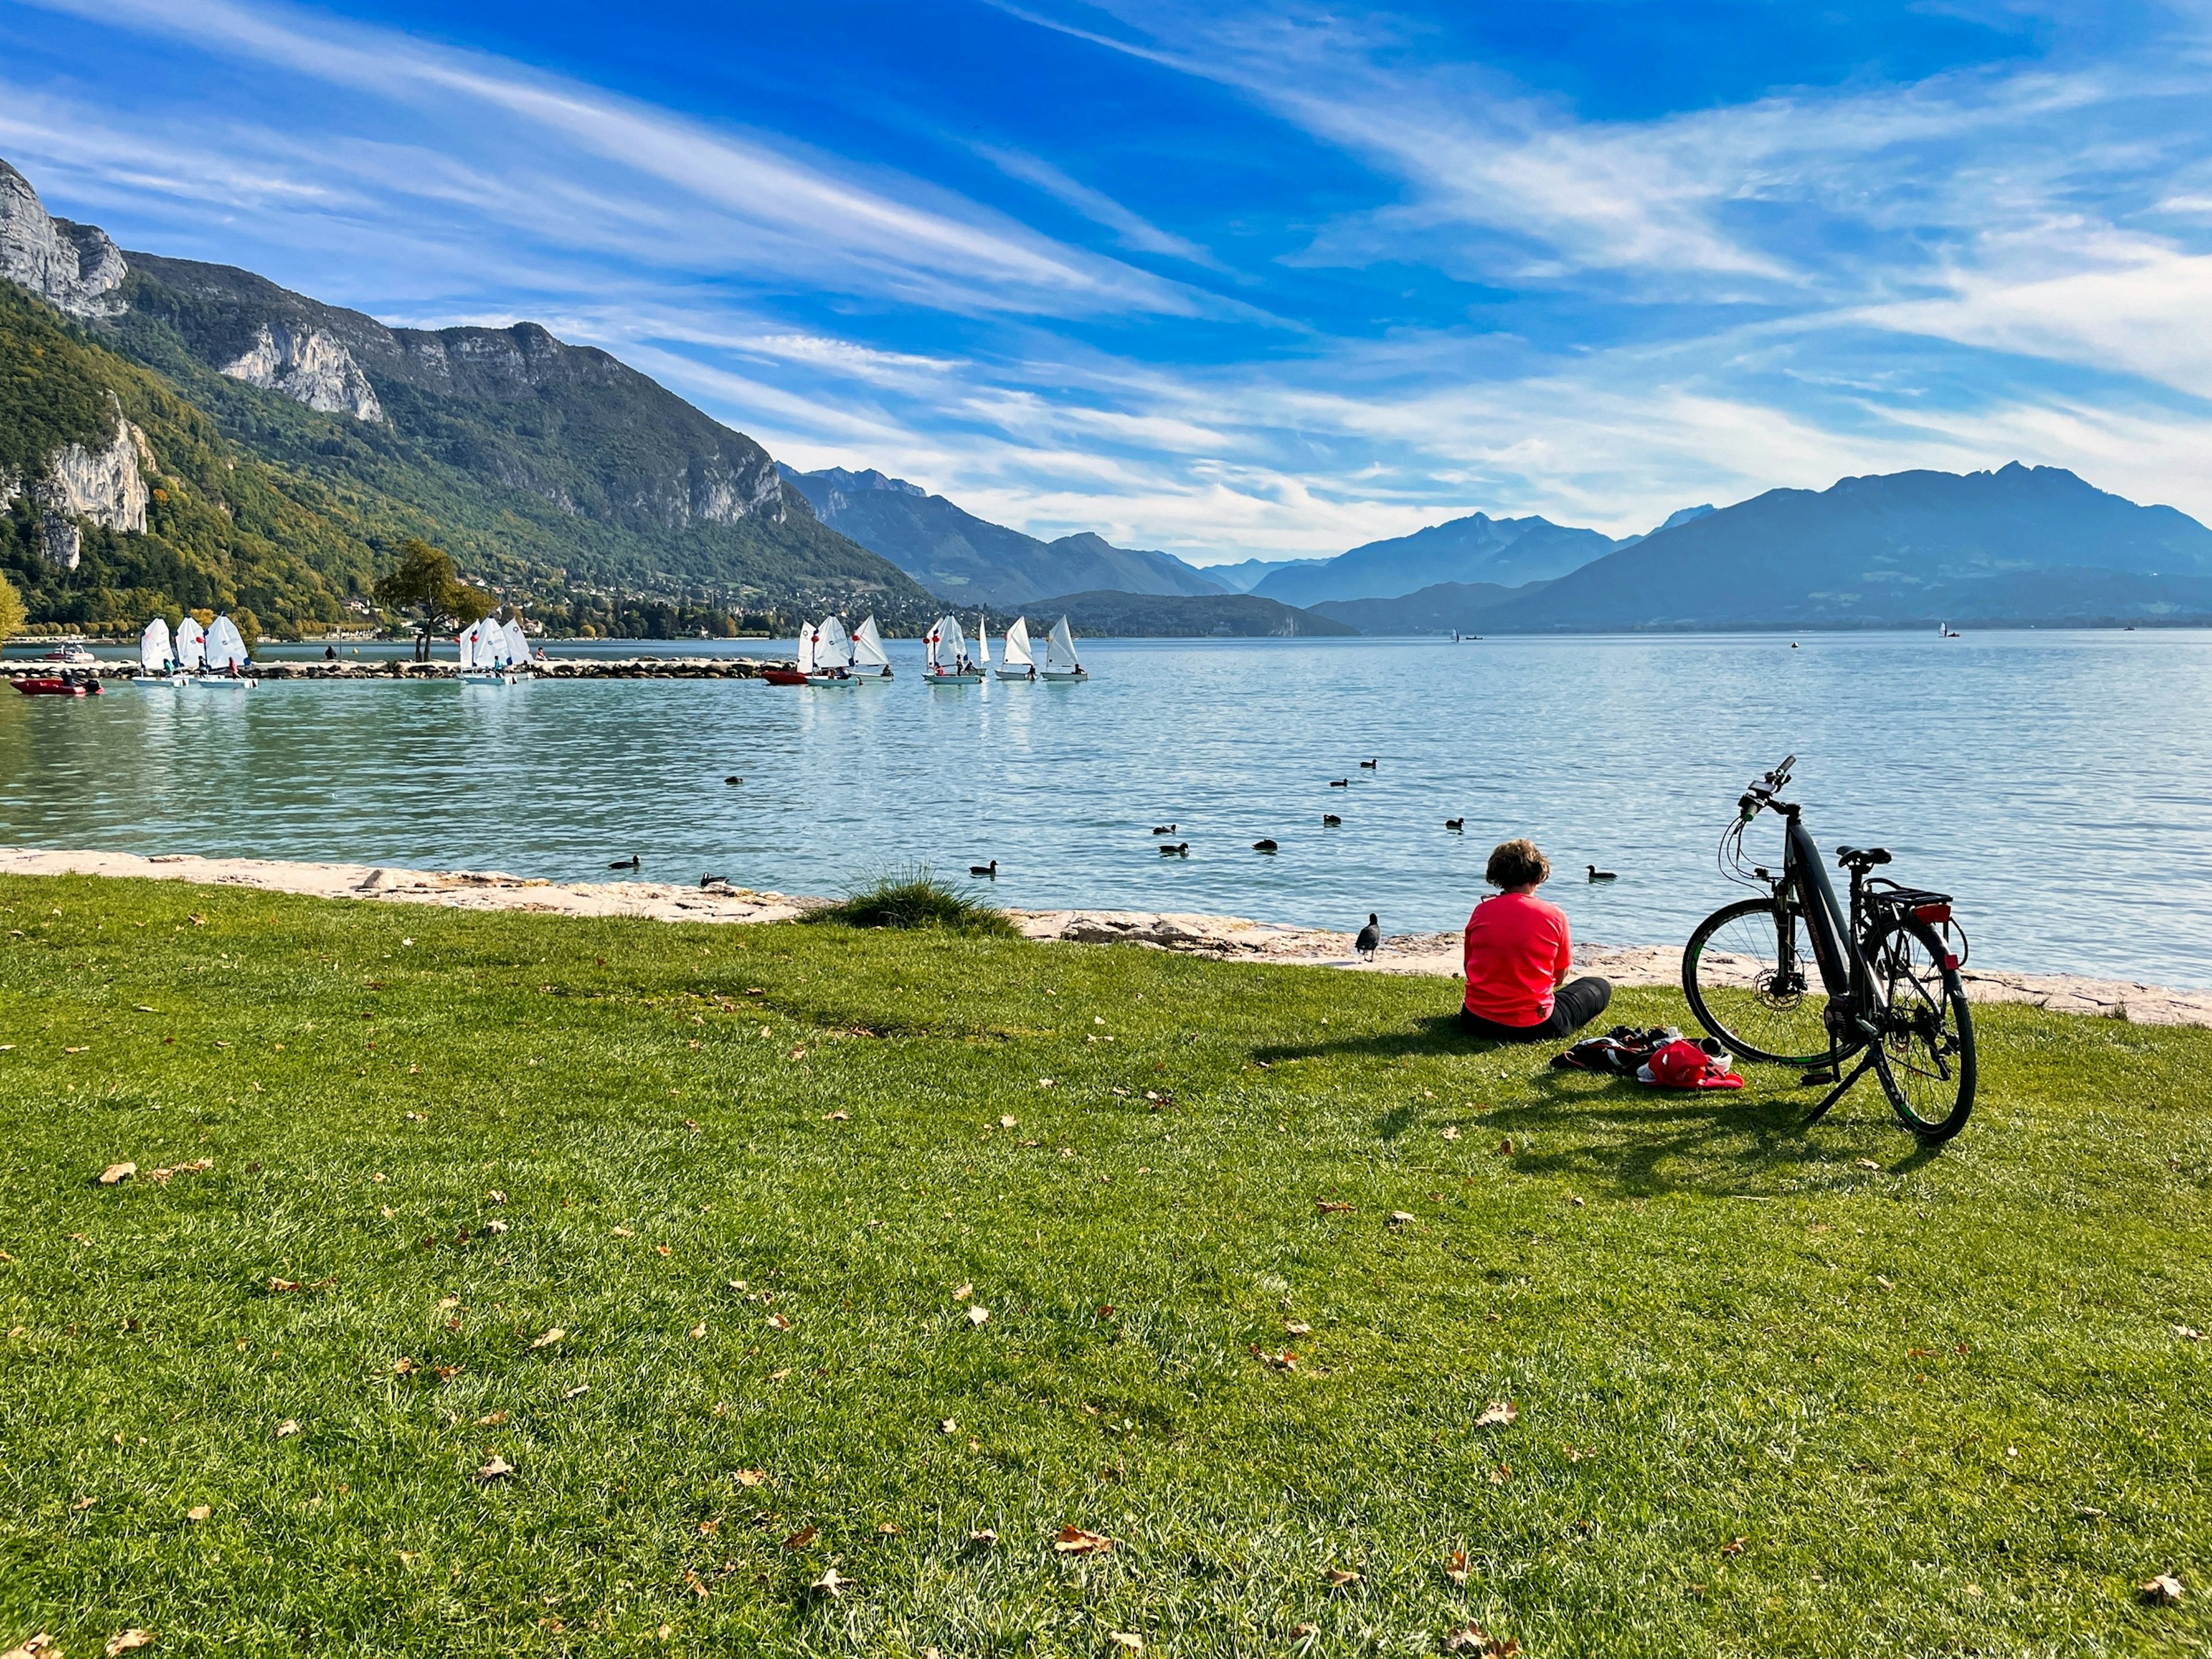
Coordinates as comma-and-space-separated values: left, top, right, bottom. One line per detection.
1867, 916, 1976, 1142
1683, 897, 1837, 1066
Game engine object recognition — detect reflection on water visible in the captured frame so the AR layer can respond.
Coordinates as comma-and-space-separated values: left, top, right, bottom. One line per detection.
3, 630, 2209, 985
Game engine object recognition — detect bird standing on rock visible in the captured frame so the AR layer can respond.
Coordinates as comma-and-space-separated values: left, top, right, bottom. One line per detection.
1355, 914, 1381, 959
609, 855, 640, 872
970, 859, 998, 878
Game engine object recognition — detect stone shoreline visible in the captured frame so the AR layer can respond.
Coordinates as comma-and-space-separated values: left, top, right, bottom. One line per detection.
3, 657, 783, 681
4, 846, 2207, 1028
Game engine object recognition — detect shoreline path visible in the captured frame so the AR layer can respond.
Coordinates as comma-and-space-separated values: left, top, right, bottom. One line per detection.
4, 844, 2206, 1029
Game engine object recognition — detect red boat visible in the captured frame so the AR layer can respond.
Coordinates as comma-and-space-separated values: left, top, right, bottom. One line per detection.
760, 668, 808, 685
13, 677, 101, 696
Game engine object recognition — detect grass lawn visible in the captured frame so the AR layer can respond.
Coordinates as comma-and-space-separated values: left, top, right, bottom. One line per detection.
1, 873, 2207, 1657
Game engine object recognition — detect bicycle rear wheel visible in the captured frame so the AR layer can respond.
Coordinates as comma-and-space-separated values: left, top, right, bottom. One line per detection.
1683, 897, 1836, 1066
1866, 916, 1975, 1142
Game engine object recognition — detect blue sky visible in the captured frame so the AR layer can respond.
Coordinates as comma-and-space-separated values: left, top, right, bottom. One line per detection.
4, 0, 2211, 562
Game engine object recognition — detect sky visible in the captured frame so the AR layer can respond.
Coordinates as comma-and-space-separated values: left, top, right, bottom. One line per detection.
4, 0, 2212, 563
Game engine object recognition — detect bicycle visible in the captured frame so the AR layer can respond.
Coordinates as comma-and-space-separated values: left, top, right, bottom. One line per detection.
1680, 755, 1976, 1143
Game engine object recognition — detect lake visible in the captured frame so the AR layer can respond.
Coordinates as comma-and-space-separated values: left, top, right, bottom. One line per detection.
4, 630, 2209, 986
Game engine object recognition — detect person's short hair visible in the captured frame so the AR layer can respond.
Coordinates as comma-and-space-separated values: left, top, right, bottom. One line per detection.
1486, 838, 1551, 891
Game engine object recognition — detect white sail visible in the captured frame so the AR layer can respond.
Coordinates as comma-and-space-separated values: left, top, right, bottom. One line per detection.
928, 614, 965, 671
205, 615, 249, 670
796, 621, 817, 676
815, 615, 853, 672
1046, 616, 1082, 673
1001, 616, 1033, 667
503, 617, 531, 666
176, 616, 206, 672
139, 617, 172, 673
978, 616, 991, 665
852, 616, 890, 669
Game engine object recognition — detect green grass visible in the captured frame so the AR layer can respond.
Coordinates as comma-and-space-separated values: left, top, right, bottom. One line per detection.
0, 873, 2206, 1657
806, 868, 1019, 936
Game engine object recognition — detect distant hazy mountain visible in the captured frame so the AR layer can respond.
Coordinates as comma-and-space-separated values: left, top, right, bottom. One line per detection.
1614, 503, 1716, 547
1310, 579, 1551, 635
1031, 589, 1354, 638
1480, 465, 2212, 631
1198, 555, 1331, 593
782, 464, 1225, 607
1253, 512, 1623, 606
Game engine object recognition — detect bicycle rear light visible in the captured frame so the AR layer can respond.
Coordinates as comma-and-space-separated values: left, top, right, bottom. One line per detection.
1912, 903, 1952, 925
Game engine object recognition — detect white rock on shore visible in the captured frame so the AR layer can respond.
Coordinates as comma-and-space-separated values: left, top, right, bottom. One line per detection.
4, 846, 2206, 1028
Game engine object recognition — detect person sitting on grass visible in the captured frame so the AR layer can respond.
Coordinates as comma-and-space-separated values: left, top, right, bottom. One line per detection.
1460, 837, 1612, 1042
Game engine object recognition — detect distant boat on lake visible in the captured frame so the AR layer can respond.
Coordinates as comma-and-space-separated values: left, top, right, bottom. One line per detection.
1041, 616, 1088, 682
997, 616, 1038, 681
134, 618, 186, 687
198, 615, 257, 688
926, 614, 981, 684
850, 616, 893, 681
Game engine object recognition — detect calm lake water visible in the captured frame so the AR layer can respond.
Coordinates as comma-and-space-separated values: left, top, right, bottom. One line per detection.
4, 631, 2209, 986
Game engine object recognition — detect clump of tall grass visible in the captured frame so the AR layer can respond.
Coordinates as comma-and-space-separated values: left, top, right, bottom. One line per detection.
805, 863, 1017, 935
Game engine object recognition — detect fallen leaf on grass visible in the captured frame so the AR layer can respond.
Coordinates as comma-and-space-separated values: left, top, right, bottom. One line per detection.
1855, 1158, 1883, 1172
733, 1469, 768, 1487
70, 1495, 96, 1512
563, 1385, 589, 1400
1444, 1547, 1469, 1586
1315, 1200, 1353, 1215
1287, 1321, 1312, 1337
268, 1278, 302, 1293
1256, 1348, 1299, 1371
656, 1244, 672, 1257
611, 1226, 634, 1238
1721, 1536, 1747, 1557
1054, 1526, 1113, 1556
952, 1282, 974, 1302
1108, 1635, 1142, 1653
64, 1046, 89, 1055
481, 1220, 508, 1236
1291, 1624, 1318, 1639
999, 1115, 1018, 1129
940, 1419, 959, 1434
823, 1111, 849, 1122
474, 1455, 514, 1482
1496, 1138, 1513, 1155
782, 1526, 817, 1550
2175, 1325, 2205, 1342
767, 1313, 792, 1332
99, 1162, 137, 1185
274, 1419, 300, 1439
787, 1047, 806, 1062
104, 1633, 153, 1657
1474, 1400, 1519, 1428
186, 1504, 211, 1522
697, 1518, 720, 1535
1389, 1210, 1415, 1228
969, 1528, 998, 1548
1441, 1126, 1461, 1141
476, 1411, 508, 1427
810, 1567, 847, 1598
769, 1368, 791, 1381
529, 1328, 565, 1350
2141, 1574, 2186, 1606
1442, 1626, 1520, 1656
1487, 1464, 1511, 1485
391, 1357, 418, 1375
1876, 1276, 1895, 1291
966, 1306, 990, 1327
1325, 1567, 1362, 1589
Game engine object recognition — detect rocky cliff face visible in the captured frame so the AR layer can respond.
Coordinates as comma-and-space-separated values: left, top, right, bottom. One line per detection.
219, 320, 383, 421
0, 401, 152, 569
0, 159, 126, 319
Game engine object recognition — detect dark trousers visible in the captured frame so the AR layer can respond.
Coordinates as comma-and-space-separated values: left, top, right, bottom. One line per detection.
1459, 976, 1613, 1043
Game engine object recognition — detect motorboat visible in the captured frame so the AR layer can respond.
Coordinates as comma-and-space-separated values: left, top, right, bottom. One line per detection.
195, 615, 259, 688
13, 674, 100, 696
39, 643, 96, 666
1040, 615, 1088, 681
996, 616, 1038, 681
925, 614, 981, 684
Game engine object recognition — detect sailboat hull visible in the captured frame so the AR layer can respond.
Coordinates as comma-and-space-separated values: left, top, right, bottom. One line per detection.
192, 675, 258, 689
1040, 669, 1088, 682
805, 675, 858, 688
458, 671, 516, 685
994, 667, 1035, 681
927, 672, 982, 685
132, 674, 189, 688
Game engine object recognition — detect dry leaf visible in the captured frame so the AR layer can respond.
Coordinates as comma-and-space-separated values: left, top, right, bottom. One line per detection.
563, 1385, 589, 1400
1325, 1567, 1362, 1589
969, 1528, 998, 1548
767, 1313, 792, 1332
733, 1469, 768, 1486
611, 1226, 634, 1238
529, 1328, 565, 1349
1495, 1137, 1514, 1155
1443, 1626, 1520, 1656
1445, 1547, 1469, 1586
689, 1322, 707, 1340
186, 1504, 211, 1521
482, 1219, 509, 1235
770, 1368, 792, 1381
2175, 1325, 2205, 1342
105, 1633, 154, 1657
1487, 1464, 1510, 1485
824, 1111, 849, 1122
70, 1495, 96, 1511
1442, 1126, 1461, 1141
810, 1567, 847, 1598
1108, 1635, 1142, 1653
999, 1115, 1018, 1128
2141, 1574, 2186, 1606
1037, 1078, 1054, 1088
1292, 1625, 1318, 1638
952, 1282, 974, 1302
438, 1296, 460, 1311
391, 1357, 418, 1375
697, 1518, 720, 1535
477, 1410, 509, 1426
1876, 1276, 1895, 1290
1316, 1200, 1353, 1214
782, 1525, 817, 1550
1474, 1400, 1519, 1428
656, 1244, 672, 1257
1721, 1536, 1747, 1558
274, 1419, 300, 1440
787, 1047, 806, 1061
1287, 1321, 1312, 1336
1054, 1525, 1113, 1556
486, 1190, 506, 1205
1855, 1158, 1883, 1171
268, 1278, 301, 1293
877, 1521, 903, 1535
967, 1306, 990, 1327
475, 1455, 514, 1482
99, 1162, 137, 1185
940, 1419, 959, 1434
1389, 1210, 1415, 1227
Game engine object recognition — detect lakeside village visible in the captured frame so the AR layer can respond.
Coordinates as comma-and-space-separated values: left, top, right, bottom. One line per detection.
5, 607, 1090, 693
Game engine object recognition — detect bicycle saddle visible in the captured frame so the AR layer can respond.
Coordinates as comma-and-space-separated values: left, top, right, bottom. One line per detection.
1834, 846, 1892, 869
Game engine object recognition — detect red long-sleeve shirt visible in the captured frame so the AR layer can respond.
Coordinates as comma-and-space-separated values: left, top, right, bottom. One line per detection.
1463, 891, 1572, 1025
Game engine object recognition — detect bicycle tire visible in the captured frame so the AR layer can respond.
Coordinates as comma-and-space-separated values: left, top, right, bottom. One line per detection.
1866, 915, 1976, 1142
1683, 897, 1838, 1066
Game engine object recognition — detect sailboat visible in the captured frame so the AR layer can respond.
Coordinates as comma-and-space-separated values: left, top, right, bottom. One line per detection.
996, 616, 1037, 681
133, 617, 186, 686
457, 617, 515, 684
806, 615, 858, 686
977, 614, 991, 676
925, 613, 980, 684
1041, 615, 1088, 682
196, 615, 258, 687
1940, 621, 1962, 638
850, 615, 893, 681
502, 616, 535, 677
762, 619, 813, 685
176, 616, 207, 680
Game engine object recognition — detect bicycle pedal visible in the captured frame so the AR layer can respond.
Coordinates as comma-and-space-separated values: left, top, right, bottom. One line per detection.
1800, 1069, 1839, 1086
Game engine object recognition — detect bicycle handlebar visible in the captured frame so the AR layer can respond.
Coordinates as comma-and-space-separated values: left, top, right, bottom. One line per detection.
1736, 753, 1797, 821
